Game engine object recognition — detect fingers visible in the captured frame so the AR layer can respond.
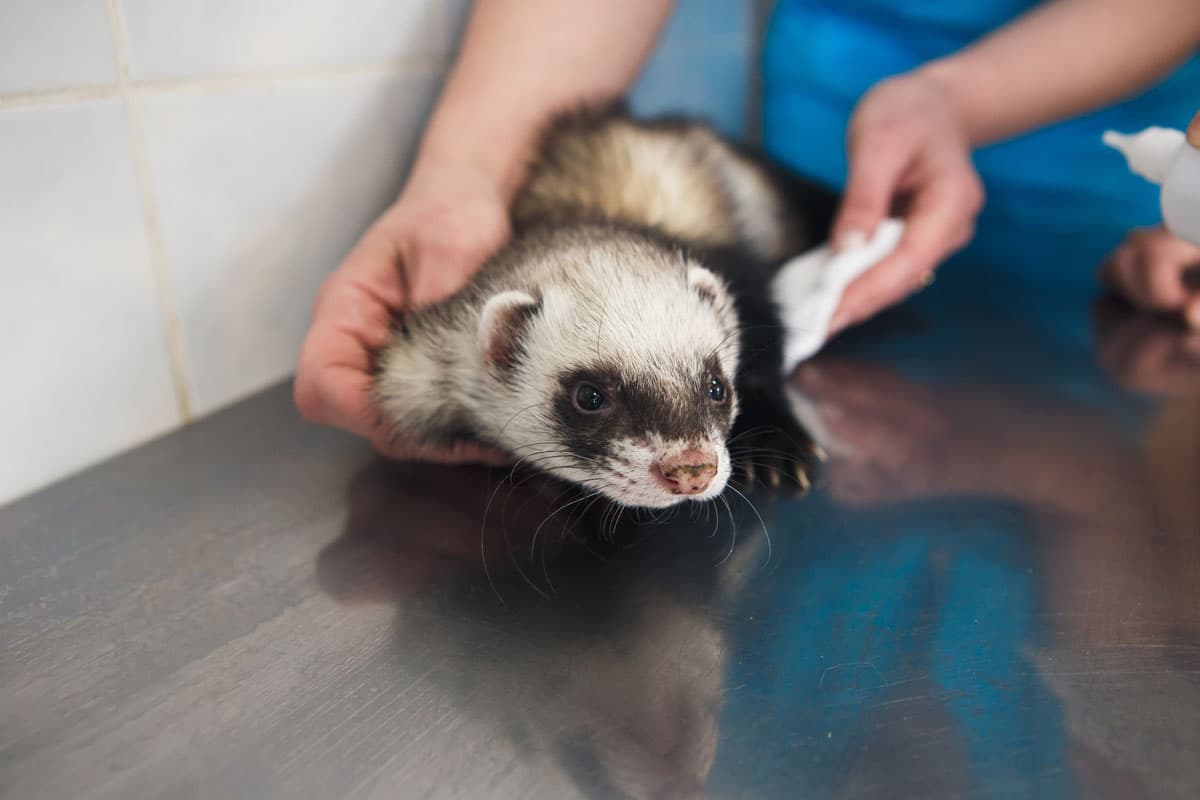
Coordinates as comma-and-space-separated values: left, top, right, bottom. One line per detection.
832, 127, 910, 247
296, 316, 513, 467
1102, 227, 1200, 327
314, 226, 408, 319
295, 168, 516, 464
294, 358, 377, 434
295, 269, 397, 436
830, 165, 981, 333
398, 197, 510, 309
295, 343, 513, 467
826, 70, 983, 334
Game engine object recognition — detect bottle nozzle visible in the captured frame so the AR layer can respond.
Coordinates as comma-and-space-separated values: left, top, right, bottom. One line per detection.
1102, 131, 1129, 150
1103, 126, 1185, 185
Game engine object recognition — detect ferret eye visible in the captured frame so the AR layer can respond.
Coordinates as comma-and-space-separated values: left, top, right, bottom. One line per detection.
708, 376, 727, 403
573, 383, 608, 413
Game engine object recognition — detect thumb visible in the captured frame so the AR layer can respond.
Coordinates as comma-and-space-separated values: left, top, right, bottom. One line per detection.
832, 132, 907, 249
1187, 110, 1200, 148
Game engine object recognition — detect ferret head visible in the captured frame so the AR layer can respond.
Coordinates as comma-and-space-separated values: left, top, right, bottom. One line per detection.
477, 235, 741, 508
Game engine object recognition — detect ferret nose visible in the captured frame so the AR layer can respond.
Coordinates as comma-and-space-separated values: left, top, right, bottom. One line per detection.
655, 449, 719, 495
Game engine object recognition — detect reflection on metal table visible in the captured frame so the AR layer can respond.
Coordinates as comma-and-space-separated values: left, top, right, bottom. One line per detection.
2, 253, 1199, 799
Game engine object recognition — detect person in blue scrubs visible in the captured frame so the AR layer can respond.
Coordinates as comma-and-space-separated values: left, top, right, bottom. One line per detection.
295, 0, 1200, 461
762, 0, 1200, 331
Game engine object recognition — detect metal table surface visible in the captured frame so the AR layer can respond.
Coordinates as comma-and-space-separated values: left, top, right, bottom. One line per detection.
3, 258, 1199, 800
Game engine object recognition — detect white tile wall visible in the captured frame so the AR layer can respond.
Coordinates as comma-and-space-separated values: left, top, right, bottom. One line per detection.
0, 0, 754, 507
120, 0, 449, 82
137, 72, 439, 416
0, 101, 180, 504
0, 0, 118, 94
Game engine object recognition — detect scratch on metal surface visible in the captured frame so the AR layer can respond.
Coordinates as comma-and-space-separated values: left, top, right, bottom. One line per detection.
818, 661, 886, 689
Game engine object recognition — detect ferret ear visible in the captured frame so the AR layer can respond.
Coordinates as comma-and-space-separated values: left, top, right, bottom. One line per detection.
478, 290, 541, 368
687, 265, 733, 309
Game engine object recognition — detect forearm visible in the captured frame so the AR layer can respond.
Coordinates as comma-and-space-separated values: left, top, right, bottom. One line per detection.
411, 0, 675, 201
921, 0, 1200, 147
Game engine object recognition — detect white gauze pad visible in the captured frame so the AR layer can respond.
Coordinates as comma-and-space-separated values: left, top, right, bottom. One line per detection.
771, 218, 905, 373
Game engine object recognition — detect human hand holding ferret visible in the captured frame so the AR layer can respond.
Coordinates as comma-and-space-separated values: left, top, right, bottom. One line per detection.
293, 159, 512, 465
294, 0, 676, 462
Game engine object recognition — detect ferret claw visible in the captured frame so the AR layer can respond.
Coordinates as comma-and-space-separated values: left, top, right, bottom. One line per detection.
795, 467, 811, 495
809, 442, 828, 463
744, 461, 756, 485
767, 466, 781, 489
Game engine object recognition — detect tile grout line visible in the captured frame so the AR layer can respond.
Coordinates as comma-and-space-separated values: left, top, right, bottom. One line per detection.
0, 85, 122, 109
129, 57, 450, 94
104, 0, 194, 423
0, 57, 450, 109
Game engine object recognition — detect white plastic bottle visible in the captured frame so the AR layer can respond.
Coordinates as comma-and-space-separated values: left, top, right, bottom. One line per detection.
1104, 127, 1200, 246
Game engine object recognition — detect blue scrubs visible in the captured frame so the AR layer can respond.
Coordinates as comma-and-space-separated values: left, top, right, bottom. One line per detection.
761, 0, 1200, 294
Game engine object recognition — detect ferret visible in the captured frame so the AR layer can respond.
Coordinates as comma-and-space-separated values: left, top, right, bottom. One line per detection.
373, 104, 838, 509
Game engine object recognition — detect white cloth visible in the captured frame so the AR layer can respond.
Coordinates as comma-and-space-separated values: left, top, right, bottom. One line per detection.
771, 218, 905, 373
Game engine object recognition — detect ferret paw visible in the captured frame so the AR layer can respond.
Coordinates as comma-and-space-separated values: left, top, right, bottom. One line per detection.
728, 425, 820, 499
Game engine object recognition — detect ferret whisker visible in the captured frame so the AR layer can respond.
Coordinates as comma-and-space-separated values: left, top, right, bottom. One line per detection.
530, 491, 603, 561
504, 533, 551, 599
506, 441, 605, 466
608, 503, 627, 542
728, 484, 772, 569
502, 479, 578, 537
481, 463, 524, 604
730, 447, 810, 463
726, 425, 789, 443
489, 442, 569, 494
716, 492, 738, 566
480, 445, 583, 601
604, 497, 628, 543
599, 499, 616, 543
573, 493, 606, 531
707, 498, 721, 539
507, 439, 597, 457
492, 401, 548, 444
559, 489, 606, 548
543, 487, 607, 589
702, 321, 801, 363
574, 502, 616, 562
702, 321, 781, 363
703, 327, 742, 365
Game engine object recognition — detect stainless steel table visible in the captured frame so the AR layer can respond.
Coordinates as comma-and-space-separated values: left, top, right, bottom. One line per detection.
3, 260, 1199, 799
